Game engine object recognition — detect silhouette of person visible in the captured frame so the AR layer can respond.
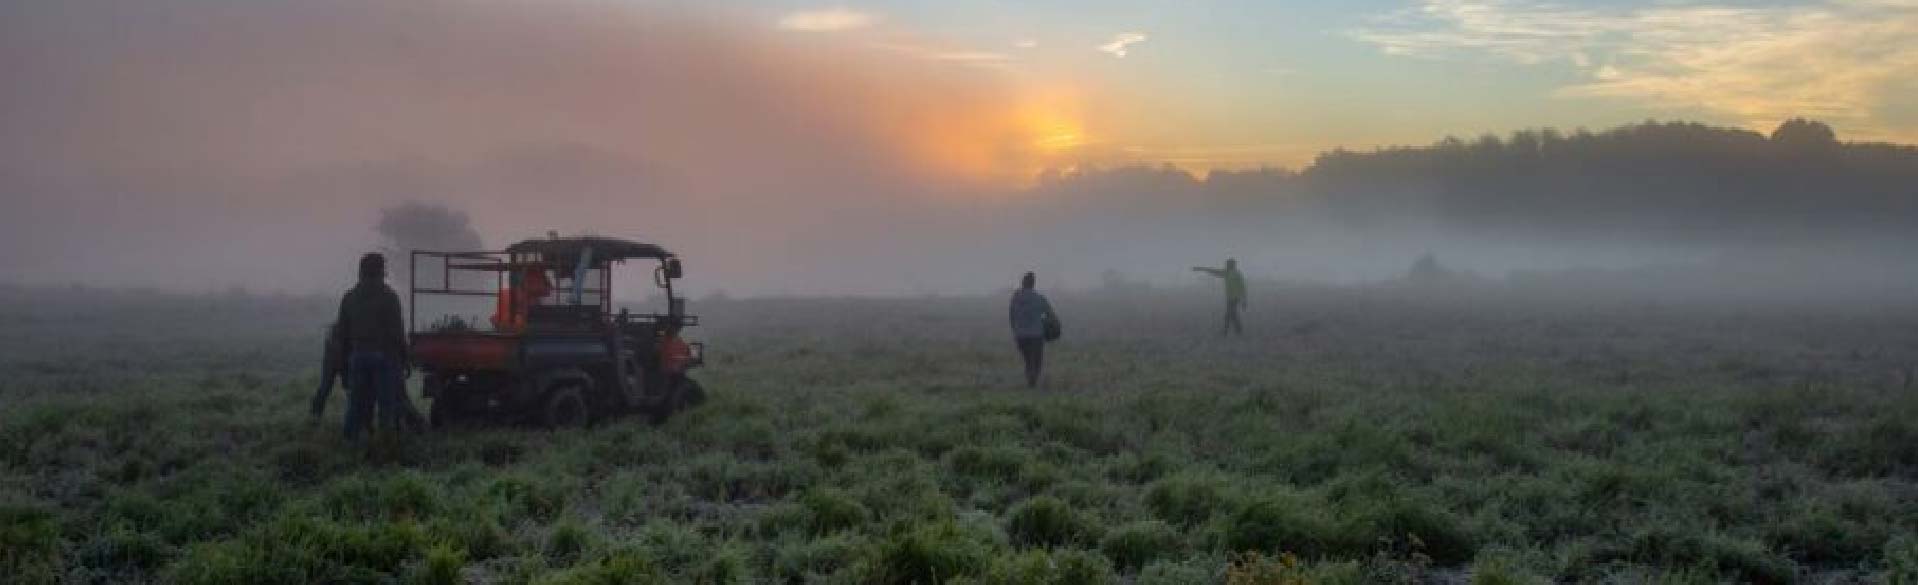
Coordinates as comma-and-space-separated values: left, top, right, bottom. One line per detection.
309, 322, 347, 422
335, 253, 423, 441
1007, 272, 1060, 388
1192, 258, 1247, 336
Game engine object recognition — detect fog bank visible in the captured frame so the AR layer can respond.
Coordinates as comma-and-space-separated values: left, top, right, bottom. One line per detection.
5, 2, 1918, 302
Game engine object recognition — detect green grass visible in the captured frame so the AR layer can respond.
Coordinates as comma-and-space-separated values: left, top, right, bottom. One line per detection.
3, 286, 1918, 582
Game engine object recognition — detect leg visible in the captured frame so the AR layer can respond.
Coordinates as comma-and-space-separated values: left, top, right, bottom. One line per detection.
343, 354, 377, 442
388, 365, 425, 432
1018, 337, 1044, 388
1015, 338, 1032, 387
1031, 339, 1045, 388
1226, 303, 1243, 336
373, 354, 403, 432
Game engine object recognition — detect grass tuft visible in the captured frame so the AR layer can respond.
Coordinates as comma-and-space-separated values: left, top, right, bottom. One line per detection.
1005, 496, 1100, 548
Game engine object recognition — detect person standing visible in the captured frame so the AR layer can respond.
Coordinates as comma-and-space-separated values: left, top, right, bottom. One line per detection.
1192, 258, 1247, 336
1007, 272, 1060, 388
335, 253, 419, 442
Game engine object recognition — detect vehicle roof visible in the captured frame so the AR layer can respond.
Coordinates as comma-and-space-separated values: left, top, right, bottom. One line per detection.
503, 236, 672, 261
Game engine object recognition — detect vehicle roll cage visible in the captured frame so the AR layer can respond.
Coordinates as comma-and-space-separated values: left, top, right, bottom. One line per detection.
407, 247, 687, 335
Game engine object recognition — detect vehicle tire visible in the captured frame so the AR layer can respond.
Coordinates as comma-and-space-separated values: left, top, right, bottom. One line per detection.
681, 378, 708, 408
428, 397, 456, 429
618, 353, 645, 413
645, 380, 682, 425
541, 385, 590, 429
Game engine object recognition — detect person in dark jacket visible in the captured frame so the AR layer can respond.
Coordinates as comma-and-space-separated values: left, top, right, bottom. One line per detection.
309, 322, 347, 422
335, 253, 422, 441
1007, 272, 1059, 388
1192, 258, 1247, 336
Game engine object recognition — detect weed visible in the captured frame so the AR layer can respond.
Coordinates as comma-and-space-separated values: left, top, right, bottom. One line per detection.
1100, 520, 1183, 571
544, 518, 597, 565
1144, 473, 1236, 526
863, 520, 997, 583
982, 548, 1116, 585
414, 541, 466, 585
1224, 496, 1345, 559
1, 504, 62, 585
1005, 496, 1100, 548
802, 487, 872, 534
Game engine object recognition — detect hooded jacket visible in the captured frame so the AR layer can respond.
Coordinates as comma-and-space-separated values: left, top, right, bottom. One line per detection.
335, 278, 408, 360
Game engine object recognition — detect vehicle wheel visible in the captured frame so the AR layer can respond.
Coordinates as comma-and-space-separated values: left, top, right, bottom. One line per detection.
541, 386, 590, 429
428, 397, 456, 429
618, 353, 644, 412
681, 378, 708, 408
645, 381, 682, 425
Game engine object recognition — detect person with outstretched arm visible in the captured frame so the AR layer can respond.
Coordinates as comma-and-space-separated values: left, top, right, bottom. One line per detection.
1192, 258, 1247, 336
1007, 272, 1061, 388
334, 253, 423, 441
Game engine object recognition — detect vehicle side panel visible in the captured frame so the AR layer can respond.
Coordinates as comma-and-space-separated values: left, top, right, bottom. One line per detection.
412, 333, 519, 371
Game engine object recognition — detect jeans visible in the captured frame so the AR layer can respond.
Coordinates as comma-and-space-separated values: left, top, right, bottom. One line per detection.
1015, 336, 1045, 388
344, 351, 411, 441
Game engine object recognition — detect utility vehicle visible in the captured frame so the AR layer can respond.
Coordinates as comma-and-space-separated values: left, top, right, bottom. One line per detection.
408, 236, 705, 428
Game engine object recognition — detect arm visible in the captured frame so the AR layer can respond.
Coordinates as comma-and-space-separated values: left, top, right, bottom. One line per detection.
1191, 267, 1224, 278
323, 324, 345, 377
382, 290, 409, 368
334, 293, 354, 356
1039, 295, 1059, 323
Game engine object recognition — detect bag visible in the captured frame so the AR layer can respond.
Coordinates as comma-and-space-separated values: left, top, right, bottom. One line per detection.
1042, 315, 1062, 342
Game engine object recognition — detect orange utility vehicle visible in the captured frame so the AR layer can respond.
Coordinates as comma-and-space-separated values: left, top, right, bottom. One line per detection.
408, 236, 705, 428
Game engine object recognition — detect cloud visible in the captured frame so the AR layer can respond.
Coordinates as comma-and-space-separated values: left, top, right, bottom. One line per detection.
1351, 0, 1918, 139
930, 51, 1013, 63
1097, 32, 1148, 58
867, 41, 1019, 70
778, 7, 880, 32
1013, 39, 1039, 49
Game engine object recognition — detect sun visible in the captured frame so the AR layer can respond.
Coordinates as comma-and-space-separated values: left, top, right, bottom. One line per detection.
890, 86, 1088, 187
1027, 112, 1085, 154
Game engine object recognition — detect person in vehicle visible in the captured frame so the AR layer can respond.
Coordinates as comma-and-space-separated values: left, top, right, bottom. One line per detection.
1192, 258, 1247, 336
491, 265, 553, 332
1008, 271, 1060, 388
309, 322, 346, 423
335, 253, 423, 441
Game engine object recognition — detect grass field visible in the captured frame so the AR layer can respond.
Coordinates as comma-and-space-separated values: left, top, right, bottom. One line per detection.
3, 284, 1917, 584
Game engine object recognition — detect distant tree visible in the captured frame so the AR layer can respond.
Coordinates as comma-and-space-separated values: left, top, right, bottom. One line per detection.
1769, 118, 1837, 147
376, 202, 485, 290
1406, 253, 1449, 284
377, 202, 484, 252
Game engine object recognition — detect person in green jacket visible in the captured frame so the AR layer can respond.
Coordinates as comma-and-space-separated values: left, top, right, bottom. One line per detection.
335, 253, 424, 441
1192, 258, 1246, 336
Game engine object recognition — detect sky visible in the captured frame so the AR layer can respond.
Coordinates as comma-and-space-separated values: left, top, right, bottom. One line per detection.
1, 0, 1915, 296
740, 0, 1918, 170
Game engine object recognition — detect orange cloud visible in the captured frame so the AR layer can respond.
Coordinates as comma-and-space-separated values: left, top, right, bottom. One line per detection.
1354, 0, 1918, 140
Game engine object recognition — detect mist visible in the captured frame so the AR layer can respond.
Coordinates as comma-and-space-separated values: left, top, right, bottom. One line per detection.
5, 1, 1917, 302
0, 0, 1025, 296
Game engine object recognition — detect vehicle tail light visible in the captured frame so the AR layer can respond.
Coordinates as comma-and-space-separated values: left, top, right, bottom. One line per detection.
661, 336, 694, 373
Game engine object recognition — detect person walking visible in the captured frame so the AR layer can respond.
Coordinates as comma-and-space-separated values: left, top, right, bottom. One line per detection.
1007, 272, 1060, 388
309, 322, 346, 423
334, 253, 421, 442
1192, 258, 1247, 336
